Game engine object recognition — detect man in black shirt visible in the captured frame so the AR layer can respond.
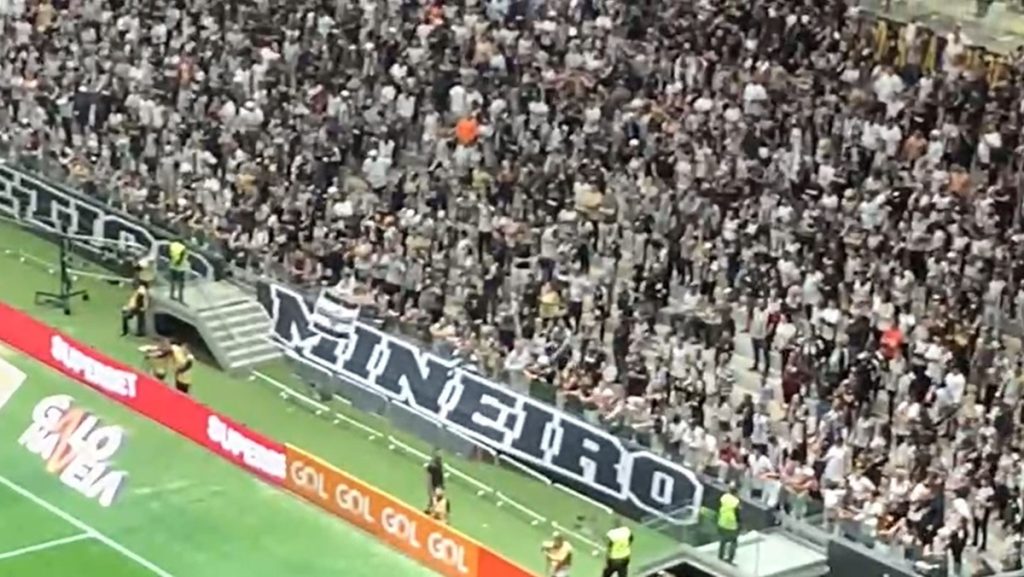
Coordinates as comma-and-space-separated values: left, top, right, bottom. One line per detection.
426, 449, 445, 509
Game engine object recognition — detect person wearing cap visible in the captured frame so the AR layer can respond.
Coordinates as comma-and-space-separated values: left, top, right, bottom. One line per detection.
542, 532, 573, 577
602, 518, 632, 577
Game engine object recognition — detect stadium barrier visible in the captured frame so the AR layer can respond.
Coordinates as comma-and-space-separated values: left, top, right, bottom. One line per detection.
0, 300, 534, 577
257, 281, 705, 526
252, 370, 614, 555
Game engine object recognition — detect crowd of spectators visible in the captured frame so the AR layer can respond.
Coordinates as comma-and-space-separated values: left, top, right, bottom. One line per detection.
8, 0, 1024, 574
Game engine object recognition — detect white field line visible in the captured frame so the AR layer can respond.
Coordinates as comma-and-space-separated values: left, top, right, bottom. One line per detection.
0, 533, 91, 561
0, 474, 175, 577
133, 481, 193, 496
0, 356, 26, 411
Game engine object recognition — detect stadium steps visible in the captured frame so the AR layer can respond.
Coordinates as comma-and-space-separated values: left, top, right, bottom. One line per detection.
638, 530, 828, 577
148, 280, 280, 373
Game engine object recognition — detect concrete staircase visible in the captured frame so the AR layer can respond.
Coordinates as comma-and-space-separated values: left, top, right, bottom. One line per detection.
148, 280, 280, 373
640, 530, 828, 577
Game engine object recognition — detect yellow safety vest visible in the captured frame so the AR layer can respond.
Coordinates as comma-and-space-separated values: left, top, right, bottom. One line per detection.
127, 285, 149, 311
607, 527, 631, 560
169, 242, 188, 271
171, 345, 193, 384
718, 493, 740, 531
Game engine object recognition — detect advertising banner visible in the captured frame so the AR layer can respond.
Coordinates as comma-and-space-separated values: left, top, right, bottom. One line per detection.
0, 164, 221, 279
0, 301, 286, 485
283, 444, 531, 577
258, 282, 703, 523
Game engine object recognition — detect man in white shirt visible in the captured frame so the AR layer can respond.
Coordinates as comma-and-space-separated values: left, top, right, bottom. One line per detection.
748, 302, 770, 374
872, 66, 904, 117
362, 150, 389, 193
774, 315, 797, 370
748, 446, 778, 506
944, 368, 966, 406
751, 408, 771, 454
822, 438, 848, 485
448, 83, 467, 118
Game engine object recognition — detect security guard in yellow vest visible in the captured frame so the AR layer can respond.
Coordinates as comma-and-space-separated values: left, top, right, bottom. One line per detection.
542, 532, 573, 577
168, 240, 188, 303
717, 483, 741, 564
602, 520, 632, 577
121, 281, 150, 337
171, 339, 195, 394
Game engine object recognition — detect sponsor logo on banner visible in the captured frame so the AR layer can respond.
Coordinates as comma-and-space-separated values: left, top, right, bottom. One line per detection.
284, 445, 480, 577
0, 166, 215, 279
50, 336, 138, 398
260, 283, 703, 522
18, 395, 128, 507
207, 415, 287, 480
309, 290, 361, 338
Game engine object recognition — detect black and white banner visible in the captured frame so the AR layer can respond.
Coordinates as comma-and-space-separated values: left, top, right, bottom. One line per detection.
0, 165, 218, 279
258, 282, 703, 523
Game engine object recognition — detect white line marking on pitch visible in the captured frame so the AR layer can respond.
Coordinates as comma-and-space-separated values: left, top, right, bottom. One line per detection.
0, 533, 91, 561
0, 356, 26, 410
0, 474, 176, 577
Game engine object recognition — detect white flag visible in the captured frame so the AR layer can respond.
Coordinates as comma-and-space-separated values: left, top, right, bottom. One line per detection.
310, 290, 360, 338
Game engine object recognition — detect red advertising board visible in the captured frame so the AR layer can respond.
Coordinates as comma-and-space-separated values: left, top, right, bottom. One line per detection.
284, 445, 533, 577
0, 302, 287, 485
0, 301, 535, 577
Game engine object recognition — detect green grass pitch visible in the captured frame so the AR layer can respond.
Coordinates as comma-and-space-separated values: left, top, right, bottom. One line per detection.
0, 346, 439, 577
0, 220, 687, 577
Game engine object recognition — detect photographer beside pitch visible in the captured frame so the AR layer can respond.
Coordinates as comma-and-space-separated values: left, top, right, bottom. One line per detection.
542, 532, 573, 577
120, 280, 150, 337
170, 339, 195, 394
425, 449, 445, 505
140, 338, 173, 380
425, 450, 450, 523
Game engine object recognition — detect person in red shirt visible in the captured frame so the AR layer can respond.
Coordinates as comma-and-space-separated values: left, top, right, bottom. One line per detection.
880, 326, 903, 359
